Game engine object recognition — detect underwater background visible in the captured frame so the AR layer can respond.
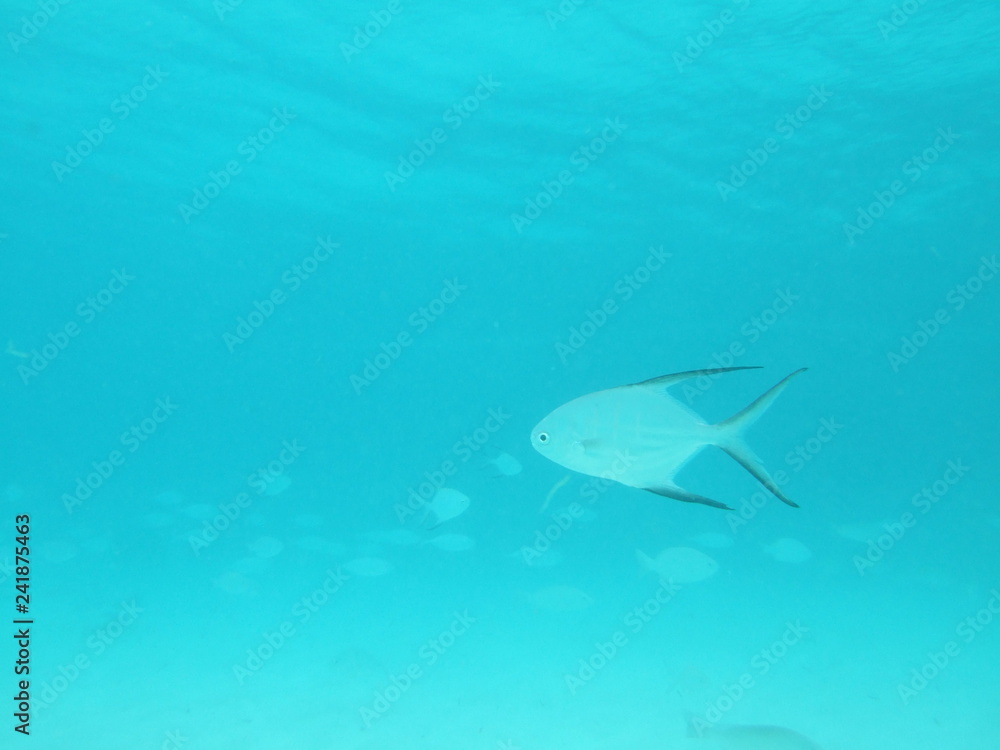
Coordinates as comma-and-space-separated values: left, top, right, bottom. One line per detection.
2, 0, 999, 748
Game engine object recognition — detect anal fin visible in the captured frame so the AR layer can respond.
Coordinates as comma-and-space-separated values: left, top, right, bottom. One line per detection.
644, 484, 732, 511
719, 441, 799, 508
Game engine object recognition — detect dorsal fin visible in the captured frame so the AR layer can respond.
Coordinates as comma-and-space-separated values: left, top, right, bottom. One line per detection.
631, 366, 762, 390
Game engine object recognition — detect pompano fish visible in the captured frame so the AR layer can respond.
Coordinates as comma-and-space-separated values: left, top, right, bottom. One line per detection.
530, 367, 805, 510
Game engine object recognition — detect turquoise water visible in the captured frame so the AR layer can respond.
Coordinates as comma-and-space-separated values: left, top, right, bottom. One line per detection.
2, 1, 999, 747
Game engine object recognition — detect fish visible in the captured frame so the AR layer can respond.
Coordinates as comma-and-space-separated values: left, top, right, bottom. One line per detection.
763, 538, 812, 563
482, 450, 523, 477
530, 367, 805, 510
637, 547, 718, 584
420, 487, 471, 529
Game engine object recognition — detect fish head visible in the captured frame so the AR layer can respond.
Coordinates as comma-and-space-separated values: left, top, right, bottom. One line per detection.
530, 403, 595, 471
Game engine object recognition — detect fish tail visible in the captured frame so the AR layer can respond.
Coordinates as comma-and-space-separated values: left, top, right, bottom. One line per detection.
714, 368, 807, 508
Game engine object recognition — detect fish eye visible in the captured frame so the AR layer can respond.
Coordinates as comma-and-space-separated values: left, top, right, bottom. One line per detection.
537, 432, 550, 444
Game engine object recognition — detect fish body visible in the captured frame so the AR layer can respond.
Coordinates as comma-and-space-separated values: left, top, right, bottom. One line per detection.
530, 367, 805, 510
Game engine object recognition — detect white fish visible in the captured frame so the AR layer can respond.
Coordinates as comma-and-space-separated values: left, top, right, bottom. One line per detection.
424, 533, 476, 552
637, 547, 718, 584
344, 557, 394, 577
763, 538, 812, 564
531, 367, 805, 510
420, 487, 471, 529
482, 450, 523, 477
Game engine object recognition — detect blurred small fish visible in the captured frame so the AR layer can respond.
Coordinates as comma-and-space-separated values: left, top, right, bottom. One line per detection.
763, 538, 812, 564
637, 547, 718, 584
482, 450, 522, 477
420, 488, 470, 529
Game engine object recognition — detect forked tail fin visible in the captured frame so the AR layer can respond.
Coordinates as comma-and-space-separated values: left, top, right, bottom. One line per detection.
715, 368, 807, 508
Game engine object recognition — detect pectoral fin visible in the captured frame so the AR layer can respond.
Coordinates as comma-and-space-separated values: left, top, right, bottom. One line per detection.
644, 484, 732, 511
